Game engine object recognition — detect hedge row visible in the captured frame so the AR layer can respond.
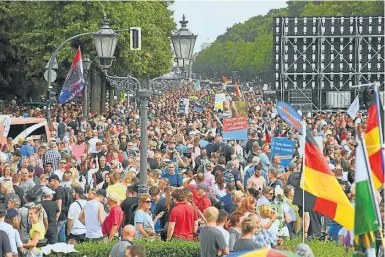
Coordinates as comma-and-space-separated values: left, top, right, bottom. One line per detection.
49, 237, 352, 257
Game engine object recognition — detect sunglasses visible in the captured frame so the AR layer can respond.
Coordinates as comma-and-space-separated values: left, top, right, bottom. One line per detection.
60, 162, 66, 164
144, 200, 152, 203
268, 193, 274, 196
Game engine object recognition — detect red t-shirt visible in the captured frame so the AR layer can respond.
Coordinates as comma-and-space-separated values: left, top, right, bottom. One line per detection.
169, 202, 198, 240
187, 184, 212, 213
102, 205, 123, 236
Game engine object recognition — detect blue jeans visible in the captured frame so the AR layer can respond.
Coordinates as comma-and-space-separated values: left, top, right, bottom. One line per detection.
57, 220, 67, 243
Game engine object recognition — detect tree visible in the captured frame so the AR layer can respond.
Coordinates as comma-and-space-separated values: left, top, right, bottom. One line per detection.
2, 2, 176, 99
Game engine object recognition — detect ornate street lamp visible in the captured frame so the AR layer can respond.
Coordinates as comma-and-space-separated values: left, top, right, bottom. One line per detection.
171, 15, 197, 78
93, 15, 119, 70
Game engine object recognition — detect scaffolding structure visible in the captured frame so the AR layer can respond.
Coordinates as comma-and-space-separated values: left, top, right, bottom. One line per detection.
274, 16, 385, 111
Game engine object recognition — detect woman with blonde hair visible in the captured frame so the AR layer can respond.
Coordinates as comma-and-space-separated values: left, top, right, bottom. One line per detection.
2, 181, 21, 208
233, 214, 261, 251
123, 171, 137, 187
257, 205, 280, 236
23, 204, 47, 257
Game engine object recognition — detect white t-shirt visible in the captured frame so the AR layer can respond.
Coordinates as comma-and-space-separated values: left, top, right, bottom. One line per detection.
54, 170, 64, 181
68, 199, 87, 235
212, 184, 226, 198
338, 227, 354, 246
88, 137, 102, 154
215, 226, 230, 247
261, 218, 280, 237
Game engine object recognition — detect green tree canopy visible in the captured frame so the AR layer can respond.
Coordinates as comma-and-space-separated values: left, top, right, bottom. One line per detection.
1, 1, 176, 100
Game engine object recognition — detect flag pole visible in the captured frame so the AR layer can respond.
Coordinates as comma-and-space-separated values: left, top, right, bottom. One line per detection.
301, 120, 307, 243
373, 84, 385, 248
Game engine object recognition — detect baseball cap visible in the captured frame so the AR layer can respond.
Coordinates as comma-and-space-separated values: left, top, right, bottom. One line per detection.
205, 162, 214, 168
5, 208, 17, 219
108, 191, 120, 203
96, 188, 107, 197
48, 174, 60, 182
12, 151, 22, 157
196, 184, 209, 191
42, 186, 56, 196
187, 144, 194, 149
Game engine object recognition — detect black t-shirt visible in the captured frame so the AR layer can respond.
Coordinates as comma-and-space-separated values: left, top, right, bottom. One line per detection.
0, 230, 11, 256
41, 200, 59, 234
121, 197, 138, 224
53, 186, 66, 220
13, 185, 25, 207
95, 166, 111, 185
154, 197, 175, 229
232, 169, 243, 190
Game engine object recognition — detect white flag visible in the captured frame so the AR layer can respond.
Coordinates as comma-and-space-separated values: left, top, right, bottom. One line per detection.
347, 96, 359, 118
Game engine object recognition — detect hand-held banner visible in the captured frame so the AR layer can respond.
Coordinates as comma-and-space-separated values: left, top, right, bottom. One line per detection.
270, 137, 295, 168
59, 47, 84, 104
223, 101, 248, 140
276, 101, 303, 135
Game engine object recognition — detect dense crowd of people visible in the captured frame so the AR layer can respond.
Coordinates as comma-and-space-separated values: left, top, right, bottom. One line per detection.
0, 84, 382, 257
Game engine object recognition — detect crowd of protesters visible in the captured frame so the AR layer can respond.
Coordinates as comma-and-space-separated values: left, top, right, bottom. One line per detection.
0, 83, 382, 257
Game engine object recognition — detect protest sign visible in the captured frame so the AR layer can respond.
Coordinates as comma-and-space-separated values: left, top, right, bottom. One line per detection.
271, 137, 295, 168
277, 101, 303, 134
223, 101, 248, 140
214, 93, 226, 111
178, 98, 189, 115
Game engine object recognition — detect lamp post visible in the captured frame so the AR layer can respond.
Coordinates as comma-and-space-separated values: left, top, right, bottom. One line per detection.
92, 16, 150, 195
171, 15, 197, 79
44, 57, 58, 125
82, 56, 92, 117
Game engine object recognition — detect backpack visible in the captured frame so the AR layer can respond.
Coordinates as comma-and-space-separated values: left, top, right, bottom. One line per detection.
29, 185, 44, 203
126, 204, 138, 226
21, 205, 33, 233
62, 187, 74, 215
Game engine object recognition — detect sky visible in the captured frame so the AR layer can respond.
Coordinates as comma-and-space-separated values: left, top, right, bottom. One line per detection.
169, 0, 288, 53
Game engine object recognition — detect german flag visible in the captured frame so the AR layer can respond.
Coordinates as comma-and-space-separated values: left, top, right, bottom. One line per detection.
302, 130, 354, 231
364, 88, 384, 189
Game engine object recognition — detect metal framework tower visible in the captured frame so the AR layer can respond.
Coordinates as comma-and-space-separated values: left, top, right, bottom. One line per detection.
274, 16, 385, 112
